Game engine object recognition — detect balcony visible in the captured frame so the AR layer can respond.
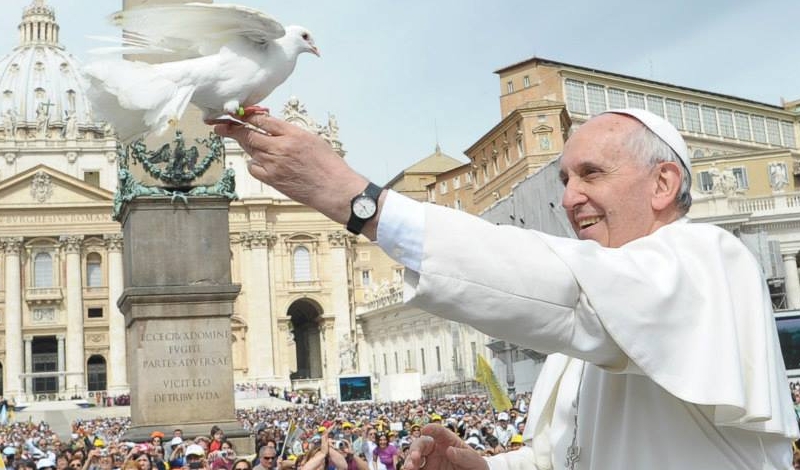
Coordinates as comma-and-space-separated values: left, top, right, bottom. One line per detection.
285, 280, 322, 293
25, 287, 63, 306
690, 191, 800, 221
83, 286, 109, 300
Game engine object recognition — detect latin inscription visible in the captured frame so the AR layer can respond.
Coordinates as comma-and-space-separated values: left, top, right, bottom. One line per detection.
139, 328, 231, 405
0, 213, 111, 225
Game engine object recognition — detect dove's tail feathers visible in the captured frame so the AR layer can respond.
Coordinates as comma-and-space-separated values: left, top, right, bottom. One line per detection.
143, 85, 197, 137
82, 60, 197, 142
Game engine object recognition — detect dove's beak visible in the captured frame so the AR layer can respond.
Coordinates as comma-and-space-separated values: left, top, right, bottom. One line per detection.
311, 46, 320, 57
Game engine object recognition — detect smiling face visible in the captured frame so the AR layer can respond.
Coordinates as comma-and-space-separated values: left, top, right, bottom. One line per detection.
559, 114, 675, 248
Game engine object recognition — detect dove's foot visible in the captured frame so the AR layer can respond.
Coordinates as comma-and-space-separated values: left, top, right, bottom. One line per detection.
236, 106, 270, 118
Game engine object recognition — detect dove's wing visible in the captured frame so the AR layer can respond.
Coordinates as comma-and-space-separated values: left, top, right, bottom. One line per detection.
107, 3, 286, 59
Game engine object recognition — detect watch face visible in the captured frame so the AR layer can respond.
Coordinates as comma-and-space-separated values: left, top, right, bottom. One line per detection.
353, 196, 377, 219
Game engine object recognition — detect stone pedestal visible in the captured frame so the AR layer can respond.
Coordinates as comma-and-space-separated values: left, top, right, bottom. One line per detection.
117, 197, 249, 449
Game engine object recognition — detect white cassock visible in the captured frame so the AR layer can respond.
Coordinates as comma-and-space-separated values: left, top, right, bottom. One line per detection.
376, 192, 800, 470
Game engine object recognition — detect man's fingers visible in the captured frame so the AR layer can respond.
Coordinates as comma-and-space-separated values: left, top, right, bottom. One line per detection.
446, 447, 485, 470
420, 424, 462, 447
243, 113, 292, 136
247, 160, 270, 181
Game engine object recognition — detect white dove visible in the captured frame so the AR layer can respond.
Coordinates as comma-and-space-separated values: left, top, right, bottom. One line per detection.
83, 2, 319, 142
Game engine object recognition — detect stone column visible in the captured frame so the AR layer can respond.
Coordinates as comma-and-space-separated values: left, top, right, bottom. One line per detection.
328, 232, 355, 374
23, 336, 32, 395
3, 237, 23, 400
60, 235, 85, 395
243, 231, 275, 381
104, 234, 128, 393
784, 253, 800, 310
56, 335, 65, 393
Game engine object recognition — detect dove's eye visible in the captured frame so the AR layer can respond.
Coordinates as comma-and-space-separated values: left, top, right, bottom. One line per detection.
301, 33, 310, 41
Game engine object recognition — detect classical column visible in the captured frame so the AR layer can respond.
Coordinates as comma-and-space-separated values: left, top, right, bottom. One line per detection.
104, 234, 128, 393
23, 336, 32, 395
784, 253, 800, 310
243, 231, 276, 381
3, 237, 23, 399
328, 231, 355, 373
56, 335, 65, 393
60, 235, 85, 395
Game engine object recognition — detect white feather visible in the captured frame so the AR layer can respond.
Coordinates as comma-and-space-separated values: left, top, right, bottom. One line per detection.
83, 3, 318, 142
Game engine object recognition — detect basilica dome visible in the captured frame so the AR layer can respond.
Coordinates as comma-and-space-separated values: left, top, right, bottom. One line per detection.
0, 0, 95, 137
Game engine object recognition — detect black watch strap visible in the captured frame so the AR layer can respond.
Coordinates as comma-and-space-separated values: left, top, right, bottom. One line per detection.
346, 182, 383, 235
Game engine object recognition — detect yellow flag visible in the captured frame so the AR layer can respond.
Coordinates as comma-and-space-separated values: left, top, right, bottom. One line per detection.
475, 353, 512, 411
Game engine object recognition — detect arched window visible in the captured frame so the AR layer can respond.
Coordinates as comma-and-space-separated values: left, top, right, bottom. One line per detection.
293, 246, 311, 281
86, 253, 102, 287
87, 355, 107, 391
34, 252, 53, 287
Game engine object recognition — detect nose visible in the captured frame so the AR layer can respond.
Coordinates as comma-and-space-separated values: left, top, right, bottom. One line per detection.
561, 178, 587, 213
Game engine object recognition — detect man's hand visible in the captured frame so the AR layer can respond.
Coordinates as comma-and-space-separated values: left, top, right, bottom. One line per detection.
403, 425, 487, 470
214, 115, 377, 237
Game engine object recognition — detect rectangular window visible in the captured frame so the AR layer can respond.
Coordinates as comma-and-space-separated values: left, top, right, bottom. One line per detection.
782, 121, 796, 148
586, 83, 606, 115
86, 260, 102, 287
34, 253, 53, 288
607, 88, 626, 109
665, 99, 683, 130
83, 171, 100, 187
420, 348, 426, 374
718, 109, 735, 138
627, 92, 645, 110
394, 352, 399, 373
734, 112, 752, 141
439, 181, 447, 194
684, 103, 701, 132
701, 106, 718, 135
427, 187, 435, 202
465, 172, 472, 184
87, 307, 103, 318
453, 176, 460, 190
646, 95, 665, 117
455, 199, 463, 210
393, 268, 403, 283
752, 116, 768, 143
435, 346, 442, 372
361, 270, 371, 287
565, 79, 587, 114
766, 118, 782, 145
523, 75, 530, 88
698, 171, 713, 192
732, 167, 749, 189
506, 81, 514, 94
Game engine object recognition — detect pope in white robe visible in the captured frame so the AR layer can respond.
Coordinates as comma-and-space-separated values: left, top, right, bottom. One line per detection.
215, 106, 800, 469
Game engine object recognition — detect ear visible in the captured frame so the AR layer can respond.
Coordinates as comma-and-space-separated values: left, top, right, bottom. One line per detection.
651, 161, 682, 212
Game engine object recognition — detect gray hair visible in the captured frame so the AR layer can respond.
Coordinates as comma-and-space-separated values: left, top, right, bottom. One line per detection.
622, 125, 692, 215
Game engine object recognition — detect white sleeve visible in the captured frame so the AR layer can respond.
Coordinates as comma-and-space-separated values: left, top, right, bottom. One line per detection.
376, 190, 424, 272
485, 447, 540, 470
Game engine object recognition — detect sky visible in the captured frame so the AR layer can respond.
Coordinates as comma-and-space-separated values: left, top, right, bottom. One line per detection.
0, 0, 798, 183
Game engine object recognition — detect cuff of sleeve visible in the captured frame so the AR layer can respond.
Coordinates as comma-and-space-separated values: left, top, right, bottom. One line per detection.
376, 190, 424, 272
485, 447, 540, 470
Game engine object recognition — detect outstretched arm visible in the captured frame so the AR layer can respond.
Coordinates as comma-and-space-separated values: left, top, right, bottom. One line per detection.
214, 115, 386, 240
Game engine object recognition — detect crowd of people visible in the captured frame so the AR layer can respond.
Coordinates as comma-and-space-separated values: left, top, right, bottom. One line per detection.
0, 394, 531, 470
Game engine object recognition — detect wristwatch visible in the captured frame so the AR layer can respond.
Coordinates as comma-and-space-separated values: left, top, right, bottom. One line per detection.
346, 182, 383, 235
